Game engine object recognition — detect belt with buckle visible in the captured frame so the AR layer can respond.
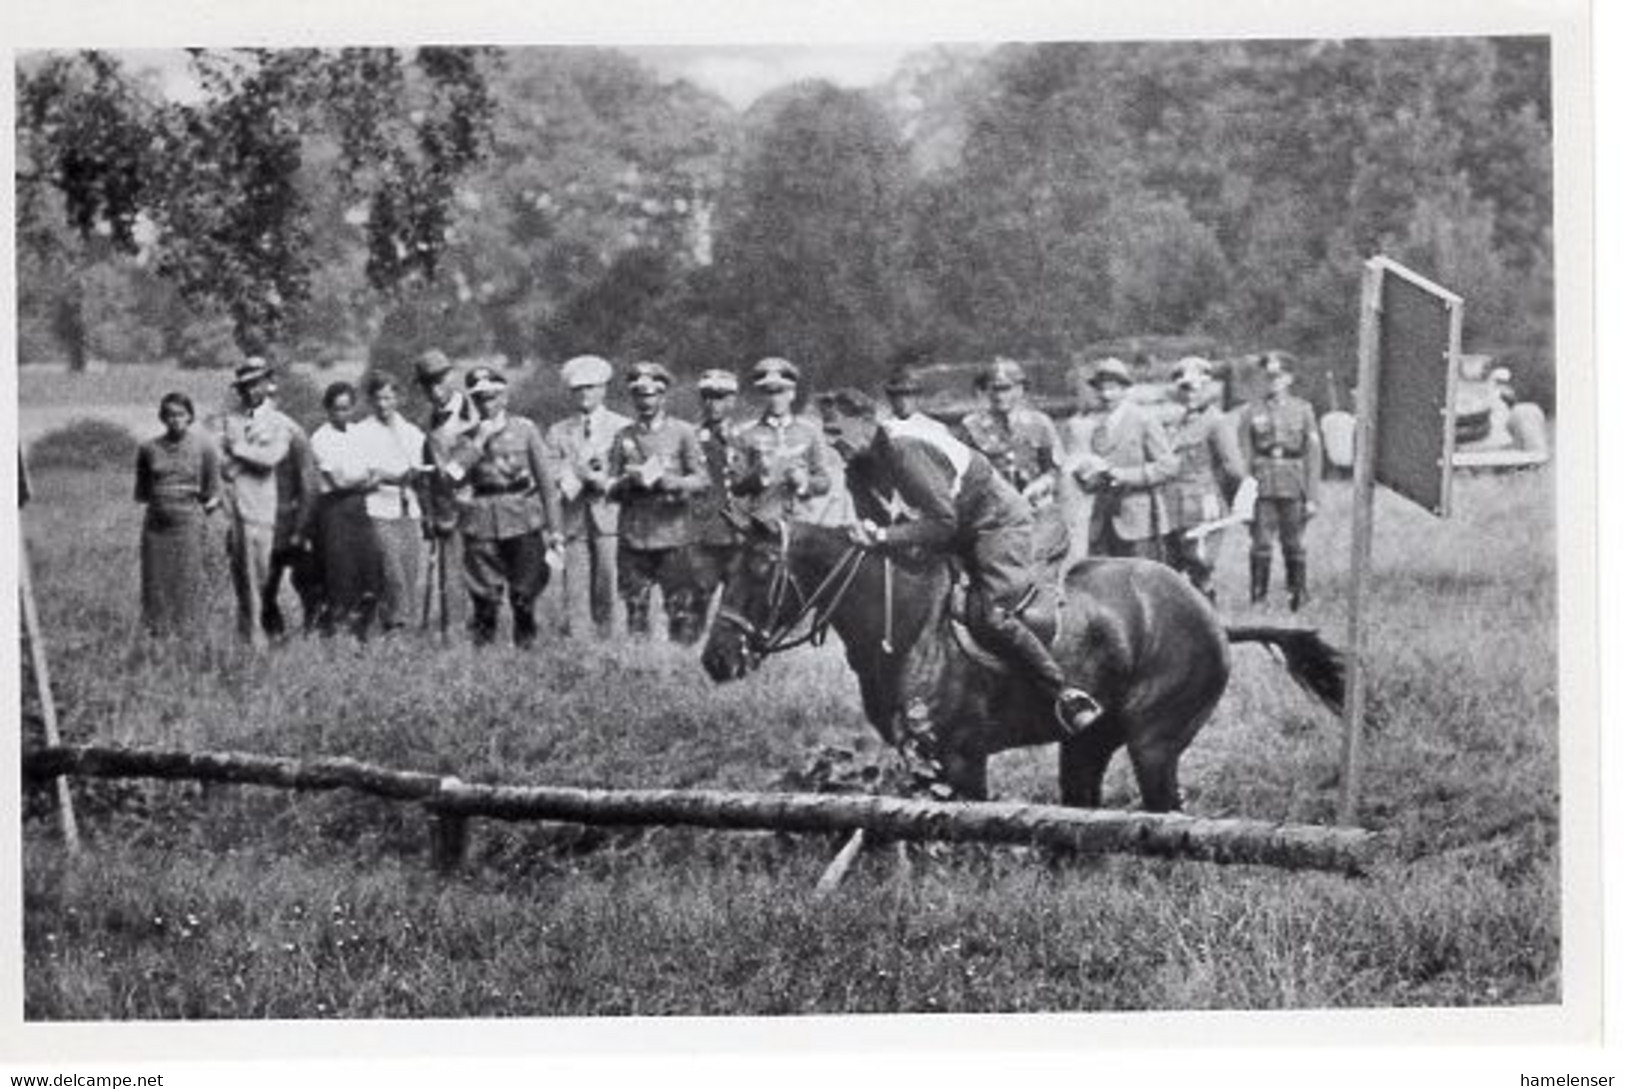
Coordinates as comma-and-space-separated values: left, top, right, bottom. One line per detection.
473, 480, 535, 497
1266, 446, 1301, 459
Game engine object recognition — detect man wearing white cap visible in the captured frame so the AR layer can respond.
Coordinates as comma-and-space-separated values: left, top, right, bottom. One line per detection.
608, 362, 710, 643
459, 366, 563, 647
545, 355, 631, 639
216, 358, 298, 646
734, 357, 830, 522
959, 358, 1062, 507
688, 369, 745, 618
1161, 357, 1248, 602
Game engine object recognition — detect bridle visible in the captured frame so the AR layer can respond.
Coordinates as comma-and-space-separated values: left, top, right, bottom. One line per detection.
714, 521, 868, 660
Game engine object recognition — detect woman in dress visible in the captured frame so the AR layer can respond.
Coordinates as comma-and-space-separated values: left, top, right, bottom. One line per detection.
308, 381, 386, 639
134, 392, 222, 637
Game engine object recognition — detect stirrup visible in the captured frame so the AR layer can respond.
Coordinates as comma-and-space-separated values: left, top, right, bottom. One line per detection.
1055, 688, 1103, 737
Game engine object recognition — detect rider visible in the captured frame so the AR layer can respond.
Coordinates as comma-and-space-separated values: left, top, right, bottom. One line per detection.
815, 387, 1103, 736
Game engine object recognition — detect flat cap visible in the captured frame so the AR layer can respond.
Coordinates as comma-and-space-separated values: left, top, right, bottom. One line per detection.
697, 369, 740, 395
751, 357, 800, 390
1087, 357, 1134, 388
233, 358, 273, 387
561, 354, 614, 389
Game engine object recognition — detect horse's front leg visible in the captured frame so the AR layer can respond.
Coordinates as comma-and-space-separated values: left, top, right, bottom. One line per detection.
896, 696, 987, 801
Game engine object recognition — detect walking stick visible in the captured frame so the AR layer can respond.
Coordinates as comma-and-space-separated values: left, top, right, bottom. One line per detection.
19, 536, 81, 854
437, 533, 451, 640
420, 535, 438, 631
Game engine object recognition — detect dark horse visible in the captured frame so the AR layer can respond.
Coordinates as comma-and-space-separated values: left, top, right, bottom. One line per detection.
701, 517, 1343, 811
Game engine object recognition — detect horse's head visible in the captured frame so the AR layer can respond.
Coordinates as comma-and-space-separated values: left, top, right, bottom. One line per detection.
701, 507, 793, 682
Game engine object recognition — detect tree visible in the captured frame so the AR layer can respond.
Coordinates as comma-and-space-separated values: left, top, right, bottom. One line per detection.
17, 48, 498, 357
712, 81, 912, 387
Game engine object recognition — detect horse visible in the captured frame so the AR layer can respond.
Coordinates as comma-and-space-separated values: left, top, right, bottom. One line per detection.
700, 516, 1344, 812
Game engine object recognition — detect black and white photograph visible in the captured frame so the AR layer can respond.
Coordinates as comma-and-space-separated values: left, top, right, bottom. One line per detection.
2, 0, 1605, 1081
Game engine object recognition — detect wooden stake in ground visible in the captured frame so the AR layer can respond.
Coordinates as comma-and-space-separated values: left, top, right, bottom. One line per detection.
813, 829, 867, 898
19, 537, 81, 854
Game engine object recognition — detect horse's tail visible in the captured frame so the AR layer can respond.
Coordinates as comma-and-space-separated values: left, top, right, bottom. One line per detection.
1225, 625, 1345, 715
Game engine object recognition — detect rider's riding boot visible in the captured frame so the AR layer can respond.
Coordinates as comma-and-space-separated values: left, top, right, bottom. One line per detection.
978, 605, 1103, 737
1249, 554, 1271, 605
1286, 557, 1309, 612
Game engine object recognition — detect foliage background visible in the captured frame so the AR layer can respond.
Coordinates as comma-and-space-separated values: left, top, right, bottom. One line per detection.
16, 39, 1555, 413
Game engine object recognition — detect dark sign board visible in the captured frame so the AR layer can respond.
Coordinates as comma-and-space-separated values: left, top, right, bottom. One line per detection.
1372, 258, 1462, 517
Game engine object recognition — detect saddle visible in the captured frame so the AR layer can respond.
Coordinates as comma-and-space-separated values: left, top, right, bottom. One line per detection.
948, 508, 1071, 670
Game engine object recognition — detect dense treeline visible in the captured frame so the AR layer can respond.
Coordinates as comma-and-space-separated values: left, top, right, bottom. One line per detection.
16, 39, 1554, 410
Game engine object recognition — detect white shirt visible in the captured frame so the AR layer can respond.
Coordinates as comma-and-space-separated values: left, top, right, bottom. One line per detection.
354, 415, 426, 520
310, 423, 375, 494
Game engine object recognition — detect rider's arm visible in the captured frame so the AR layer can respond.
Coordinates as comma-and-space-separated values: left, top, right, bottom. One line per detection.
871, 438, 956, 552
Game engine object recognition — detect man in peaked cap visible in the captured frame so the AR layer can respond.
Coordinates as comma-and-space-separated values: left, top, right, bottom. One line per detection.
959, 357, 1062, 508
1161, 357, 1249, 602
458, 366, 563, 647
215, 358, 299, 647
687, 368, 746, 619
1068, 358, 1178, 560
545, 355, 631, 639
608, 362, 710, 643
734, 356, 830, 523
1240, 351, 1322, 610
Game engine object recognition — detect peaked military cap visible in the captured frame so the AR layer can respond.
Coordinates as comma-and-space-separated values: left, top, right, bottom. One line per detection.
976, 358, 1027, 390
465, 366, 507, 395
751, 357, 800, 390
1087, 357, 1134, 388
697, 369, 740, 395
627, 361, 674, 391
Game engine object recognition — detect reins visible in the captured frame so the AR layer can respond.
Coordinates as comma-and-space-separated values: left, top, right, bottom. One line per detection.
715, 523, 870, 658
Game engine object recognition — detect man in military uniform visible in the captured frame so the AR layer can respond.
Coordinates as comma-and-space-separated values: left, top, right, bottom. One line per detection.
958, 358, 1062, 508
1241, 351, 1322, 610
1161, 357, 1249, 602
545, 355, 631, 639
818, 388, 1102, 736
1069, 358, 1178, 560
216, 359, 298, 647
608, 362, 710, 643
687, 369, 745, 621
733, 357, 830, 522
458, 367, 562, 647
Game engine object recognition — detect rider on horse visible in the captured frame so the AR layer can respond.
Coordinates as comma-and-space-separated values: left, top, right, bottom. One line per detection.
815, 388, 1104, 737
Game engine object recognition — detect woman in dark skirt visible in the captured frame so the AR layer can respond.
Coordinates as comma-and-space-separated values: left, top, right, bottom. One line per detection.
309, 381, 386, 639
134, 392, 222, 637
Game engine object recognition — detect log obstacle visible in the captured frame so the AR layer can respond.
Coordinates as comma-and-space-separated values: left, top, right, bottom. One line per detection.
21, 744, 1377, 876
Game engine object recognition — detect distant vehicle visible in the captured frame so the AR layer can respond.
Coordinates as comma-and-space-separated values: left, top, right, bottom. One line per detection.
1317, 353, 1549, 474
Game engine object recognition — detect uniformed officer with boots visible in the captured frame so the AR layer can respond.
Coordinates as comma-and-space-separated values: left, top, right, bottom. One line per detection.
608, 362, 710, 643
1240, 352, 1323, 610
459, 367, 563, 646
688, 369, 745, 619
1162, 357, 1248, 602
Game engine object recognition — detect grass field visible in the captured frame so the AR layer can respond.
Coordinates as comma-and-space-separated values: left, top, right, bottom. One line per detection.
16, 379, 1561, 1018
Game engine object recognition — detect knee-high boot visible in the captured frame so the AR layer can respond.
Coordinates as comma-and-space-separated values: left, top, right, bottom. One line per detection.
1250, 554, 1271, 604
1286, 556, 1309, 612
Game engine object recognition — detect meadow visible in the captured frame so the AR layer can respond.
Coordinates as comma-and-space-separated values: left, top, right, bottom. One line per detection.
17, 370, 1561, 1019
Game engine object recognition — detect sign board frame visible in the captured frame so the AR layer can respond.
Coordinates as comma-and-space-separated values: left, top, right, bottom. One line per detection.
1338, 256, 1462, 827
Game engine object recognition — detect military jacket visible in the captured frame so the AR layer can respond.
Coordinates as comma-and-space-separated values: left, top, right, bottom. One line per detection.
1164, 404, 1247, 530
545, 406, 632, 540
958, 407, 1061, 494
733, 413, 831, 521
459, 414, 559, 541
1241, 394, 1322, 502
692, 417, 745, 547
608, 414, 708, 551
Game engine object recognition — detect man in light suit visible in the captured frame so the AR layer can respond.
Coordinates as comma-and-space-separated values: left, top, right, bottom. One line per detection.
1069, 358, 1179, 560
545, 354, 631, 639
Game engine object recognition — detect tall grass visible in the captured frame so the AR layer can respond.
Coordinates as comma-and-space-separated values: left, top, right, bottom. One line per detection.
20, 461, 1561, 1017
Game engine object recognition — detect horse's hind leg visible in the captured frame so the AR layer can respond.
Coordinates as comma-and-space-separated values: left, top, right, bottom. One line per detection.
1059, 717, 1124, 808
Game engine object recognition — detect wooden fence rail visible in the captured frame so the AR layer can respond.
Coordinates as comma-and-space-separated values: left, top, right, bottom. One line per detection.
22, 744, 1377, 876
